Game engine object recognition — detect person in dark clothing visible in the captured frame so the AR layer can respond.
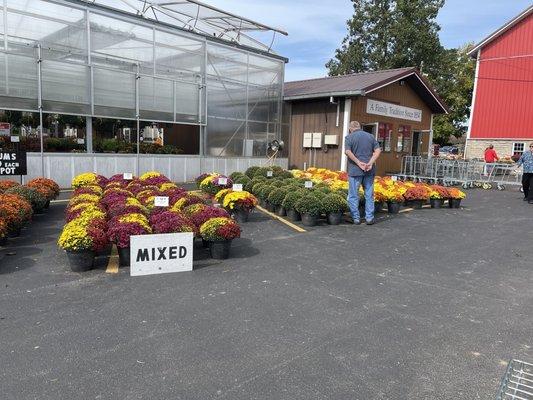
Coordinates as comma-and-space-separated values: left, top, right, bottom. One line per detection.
517, 143, 533, 203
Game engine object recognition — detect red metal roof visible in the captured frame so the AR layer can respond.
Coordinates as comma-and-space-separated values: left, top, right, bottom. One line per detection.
284, 67, 447, 114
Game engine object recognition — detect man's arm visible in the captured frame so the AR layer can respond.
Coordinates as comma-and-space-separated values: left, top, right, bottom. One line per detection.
345, 149, 367, 170
365, 147, 382, 171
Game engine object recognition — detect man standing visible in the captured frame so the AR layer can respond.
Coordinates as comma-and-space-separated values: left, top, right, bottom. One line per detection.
517, 143, 533, 203
344, 121, 382, 225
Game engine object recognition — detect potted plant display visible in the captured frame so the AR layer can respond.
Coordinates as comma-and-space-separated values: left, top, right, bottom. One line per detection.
0, 218, 7, 246
6, 185, 48, 214
282, 191, 303, 221
267, 187, 289, 216
57, 220, 108, 272
0, 193, 33, 237
150, 211, 197, 235
259, 185, 276, 211
403, 185, 429, 209
107, 213, 152, 266
321, 193, 348, 225
447, 188, 466, 208
199, 174, 233, 196
27, 178, 60, 209
222, 191, 258, 222
384, 189, 404, 214
294, 194, 322, 226
199, 217, 241, 259
429, 185, 448, 208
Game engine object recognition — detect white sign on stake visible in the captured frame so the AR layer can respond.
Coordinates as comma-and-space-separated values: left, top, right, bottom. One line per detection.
232, 183, 243, 192
305, 181, 313, 188
267, 170, 273, 177
130, 233, 193, 276
391, 176, 398, 182
10, 135, 19, 143
123, 172, 133, 180
219, 177, 228, 185
154, 196, 169, 207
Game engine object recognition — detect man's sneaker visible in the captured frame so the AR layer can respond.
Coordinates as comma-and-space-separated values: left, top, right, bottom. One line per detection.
524, 197, 528, 201
366, 219, 375, 225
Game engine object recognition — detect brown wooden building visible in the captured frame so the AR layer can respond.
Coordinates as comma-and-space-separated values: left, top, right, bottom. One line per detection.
283, 68, 448, 175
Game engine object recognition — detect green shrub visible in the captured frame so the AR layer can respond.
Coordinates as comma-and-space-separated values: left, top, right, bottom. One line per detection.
235, 175, 251, 185
321, 193, 348, 214
245, 166, 260, 178
230, 172, 244, 181
269, 180, 285, 188
259, 185, 276, 200
6, 185, 47, 211
267, 187, 288, 206
251, 183, 266, 196
310, 190, 327, 200
281, 191, 302, 211
294, 194, 322, 216
275, 170, 293, 179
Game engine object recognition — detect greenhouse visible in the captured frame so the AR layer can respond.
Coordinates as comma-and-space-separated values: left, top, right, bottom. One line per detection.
0, 0, 288, 186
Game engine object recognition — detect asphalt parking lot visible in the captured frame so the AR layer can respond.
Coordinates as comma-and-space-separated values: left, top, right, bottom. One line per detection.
1, 189, 532, 400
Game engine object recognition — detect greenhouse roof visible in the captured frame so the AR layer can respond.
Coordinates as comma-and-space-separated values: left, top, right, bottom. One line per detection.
79, 0, 288, 53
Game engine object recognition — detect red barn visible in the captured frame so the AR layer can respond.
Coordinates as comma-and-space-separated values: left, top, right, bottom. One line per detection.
466, 5, 533, 160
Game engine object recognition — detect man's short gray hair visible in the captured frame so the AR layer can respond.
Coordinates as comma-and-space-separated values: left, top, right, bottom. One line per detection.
349, 121, 361, 130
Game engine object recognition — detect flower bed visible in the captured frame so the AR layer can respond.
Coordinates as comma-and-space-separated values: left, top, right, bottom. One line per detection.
58, 171, 245, 270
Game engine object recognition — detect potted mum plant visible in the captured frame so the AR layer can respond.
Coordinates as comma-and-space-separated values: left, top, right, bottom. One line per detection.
107, 213, 152, 266
447, 188, 466, 208
0, 218, 7, 245
150, 211, 197, 235
6, 185, 48, 213
259, 185, 276, 211
282, 191, 303, 221
294, 194, 322, 226
385, 189, 403, 214
57, 220, 108, 272
222, 191, 258, 222
199, 217, 241, 259
267, 187, 289, 216
429, 185, 448, 208
403, 185, 429, 209
0, 193, 33, 236
321, 193, 348, 225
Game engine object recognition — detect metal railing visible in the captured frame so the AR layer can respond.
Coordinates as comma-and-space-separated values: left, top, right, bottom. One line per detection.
497, 359, 533, 400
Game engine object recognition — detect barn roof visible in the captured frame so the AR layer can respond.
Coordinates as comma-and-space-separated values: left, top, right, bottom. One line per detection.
468, 5, 533, 56
284, 67, 448, 114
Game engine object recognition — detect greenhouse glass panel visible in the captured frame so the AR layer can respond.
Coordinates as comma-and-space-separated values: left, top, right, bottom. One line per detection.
206, 78, 246, 120
0, 53, 38, 110
207, 44, 248, 83
175, 81, 200, 123
41, 60, 90, 114
93, 67, 136, 118
155, 30, 204, 82
248, 55, 282, 86
206, 116, 245, 157
139, 76, 174, 122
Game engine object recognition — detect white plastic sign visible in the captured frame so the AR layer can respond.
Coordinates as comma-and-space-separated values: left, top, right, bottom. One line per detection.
10, 135, 19, 143
219, 177, 228, 185
267, 170, 273, 177
77, 138, 85, 144
391, 176, 398, 182
154, 196, 169, 207
130, 233, 193, 276
123, 172, 133, 180
305, 181, 313, 188
232, 184, 243, 192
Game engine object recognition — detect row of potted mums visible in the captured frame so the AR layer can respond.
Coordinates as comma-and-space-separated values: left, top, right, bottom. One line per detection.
0, 178, 60, 244
195, 166, 466, 227
57, 171, 243, 272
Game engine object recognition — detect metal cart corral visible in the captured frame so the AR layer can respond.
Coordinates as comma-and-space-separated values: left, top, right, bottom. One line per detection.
497, 359, 533, 400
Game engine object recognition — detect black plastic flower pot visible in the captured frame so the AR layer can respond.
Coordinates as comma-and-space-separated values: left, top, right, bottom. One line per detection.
449, 199, 462, 208
327, 212, 343, 225
44, 200, 50, 209
430, 198, 443, 209
276, 206, 286, 217
301, 213, 318, 227
201, 239, 210, 248
259, 199, 267, 208
267, 202, 276, 212
66, 250, 95, 272
374, 202, 383, 213
8, 227, 21, 238
287, 209, 301, 221
0, 236, 7, 246
96, 244, 112, 257
232, 208, 250, 223
118, 247, 131, 267
209, 240, 232, 260
387, 202, 401, 214
411, 200, 424, 209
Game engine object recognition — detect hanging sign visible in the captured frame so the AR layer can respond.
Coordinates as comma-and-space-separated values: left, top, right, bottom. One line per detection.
154, 196, 169, 207
232, 184, 243, 192
0, 150, 27, 175
367, 99, 422, 122
130, 233, 193, 276
0, 122, 10, 137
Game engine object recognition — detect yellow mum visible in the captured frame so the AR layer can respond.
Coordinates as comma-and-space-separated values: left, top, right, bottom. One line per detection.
72, 173, 98, 189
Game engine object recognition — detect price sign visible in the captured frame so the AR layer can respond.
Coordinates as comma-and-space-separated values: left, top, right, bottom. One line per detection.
0, 150, 27, 175
391, 176, 398, 182
305, 181, 313, 189
123, 173, 133, 180
10, 135, 19, 143
77, 138, 85, 145
267, 170, 273, 177
0, 122, 10, 137
219, 177, 228, 185
154, 196, 169, 207
232, 184, 243, 192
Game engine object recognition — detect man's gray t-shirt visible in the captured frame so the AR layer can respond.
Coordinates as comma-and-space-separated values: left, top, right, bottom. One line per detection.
344, 130, 380, 177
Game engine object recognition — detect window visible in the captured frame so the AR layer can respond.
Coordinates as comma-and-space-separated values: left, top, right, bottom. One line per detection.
513, 142, 525, 156
378, 123, 392, 152
397, 125, 411, 152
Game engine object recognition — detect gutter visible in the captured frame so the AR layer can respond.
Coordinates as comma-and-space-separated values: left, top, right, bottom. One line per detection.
284, 90, 364, 101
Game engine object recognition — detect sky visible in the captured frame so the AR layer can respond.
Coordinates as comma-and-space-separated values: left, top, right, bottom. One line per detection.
207, 0, 532, 81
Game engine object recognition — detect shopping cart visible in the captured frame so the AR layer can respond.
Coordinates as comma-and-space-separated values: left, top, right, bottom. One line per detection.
497, 359, 533, 400
479, 163, 523, 191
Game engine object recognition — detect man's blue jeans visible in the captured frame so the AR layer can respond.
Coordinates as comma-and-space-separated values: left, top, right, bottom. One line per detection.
347, 175, 375, 222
